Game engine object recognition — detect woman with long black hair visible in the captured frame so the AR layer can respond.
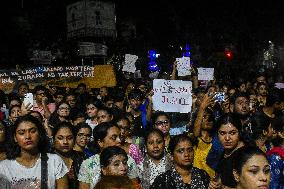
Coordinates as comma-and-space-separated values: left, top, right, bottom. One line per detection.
0, 115, 68, 188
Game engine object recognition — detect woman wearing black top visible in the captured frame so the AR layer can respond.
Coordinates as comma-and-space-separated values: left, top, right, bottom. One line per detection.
150, 134, 210, 189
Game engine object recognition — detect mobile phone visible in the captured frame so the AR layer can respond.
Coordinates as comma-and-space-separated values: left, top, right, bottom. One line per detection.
23, 93, 34, 110
214, 92, 225, 103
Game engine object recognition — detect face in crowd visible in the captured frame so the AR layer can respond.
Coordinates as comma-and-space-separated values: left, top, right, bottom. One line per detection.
54, 126, 74, 154
97, 125, 121, 150
14, 120, 40, 153
97, 109, 113, 124
218, 122, 240, 152
154, 114, 171, 136
57, 103, 71, 118
101, 146, 128, 177
146, 130, 165, 161
232, 96, 249, 117
233, 148, 270, 189
75, 127, 92, 150
18, 84, 29, 98
66, 94, 77, 108
172, 137, 194, 169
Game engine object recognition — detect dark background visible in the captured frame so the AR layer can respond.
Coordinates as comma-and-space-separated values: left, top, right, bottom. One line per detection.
1, 0, 284, 75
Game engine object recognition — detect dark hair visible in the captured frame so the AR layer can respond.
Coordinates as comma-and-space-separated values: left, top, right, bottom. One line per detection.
8, 105, 21, 116
94, 175, 135, 189
86, 97, 103, 109
233, 146, 268, 174
18, 82, 29, 89
169, 134, 193, 155
52, 121, 75, 138
70, 109, 86, 122
145, 128, 165, 144
256, 82, 267, 90
0, 121, 8, 152
216, 113, 242, 132
33, 85, 47, 94
266, 88, 281, 107
127, 89, 144, 101
100, 146, 128, 168
74, 122, 92, 137
242, 112, 271, 146
271, 114, 284, 147
77, 83, 87, 89
8, 95, 21, 106
91, 122, 119, 154
229, 92, 249, 105
28, 110, 44, 123
152, 111, 171, 126
49, 102, 71, 127
6, 115, 49, 159
98, 107, 114, 117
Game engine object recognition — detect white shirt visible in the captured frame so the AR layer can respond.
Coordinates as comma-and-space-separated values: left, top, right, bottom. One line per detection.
0, 153, 68, 189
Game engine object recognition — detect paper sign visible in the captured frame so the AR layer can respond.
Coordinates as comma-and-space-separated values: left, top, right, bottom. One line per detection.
275, 83, 284, 89
122, 54, 138, 73
198, 68, 214, 81
153, 79, 192, 113
176, 57, 191, 76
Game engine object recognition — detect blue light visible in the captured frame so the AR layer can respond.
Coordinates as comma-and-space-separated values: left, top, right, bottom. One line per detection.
185, 44, 190, 51
149, 50, 157, 61
148, 61, 160, 72
182, 44, 191, 57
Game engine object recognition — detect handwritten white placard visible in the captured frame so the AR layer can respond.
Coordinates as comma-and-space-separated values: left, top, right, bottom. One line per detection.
176, 57, 191, 76
197, 68, 214, 81
153, 79, 192, 113
122, 54, 138, 73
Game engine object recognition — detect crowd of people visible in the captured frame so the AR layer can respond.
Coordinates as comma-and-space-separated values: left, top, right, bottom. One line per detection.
0, 67, 283, 189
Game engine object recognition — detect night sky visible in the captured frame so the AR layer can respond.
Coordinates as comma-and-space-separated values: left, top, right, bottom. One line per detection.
1, 0, 284, 68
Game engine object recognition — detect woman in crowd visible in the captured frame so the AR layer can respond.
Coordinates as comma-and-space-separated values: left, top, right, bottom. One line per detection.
139, 129, 172, 189
216, 113, 245, 188
78, 122, 139, 189
85, 98, 103, 130
0, 121, 8, 160
150, 134, 211, 189
152, 111, 172, 152
243, 112, 274, 152
49, 101, 71, 128
233, 146, 271, 189
266, 115, 284, 188
192, 92, 216, 178
116, 116, 143, 165
3, 105, 21, 127
0, 115, 68, 188
100, 146, 141, 189
73, 123, 94, 158
53, 121, 87, 189
96, 107, 114, 124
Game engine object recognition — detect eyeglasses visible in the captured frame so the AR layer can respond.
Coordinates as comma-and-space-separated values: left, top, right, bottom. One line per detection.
155, 120, 169, 127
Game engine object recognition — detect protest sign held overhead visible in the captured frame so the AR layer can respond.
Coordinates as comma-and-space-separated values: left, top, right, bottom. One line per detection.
122, 54, 138, 73
197, 68, 214, 81
153, 79, 192, 113
176, 57, 191, 76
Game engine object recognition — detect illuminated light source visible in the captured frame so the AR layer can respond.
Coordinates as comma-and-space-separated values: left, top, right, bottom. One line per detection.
148, 50, 160, 72
224, 48, 233, 60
